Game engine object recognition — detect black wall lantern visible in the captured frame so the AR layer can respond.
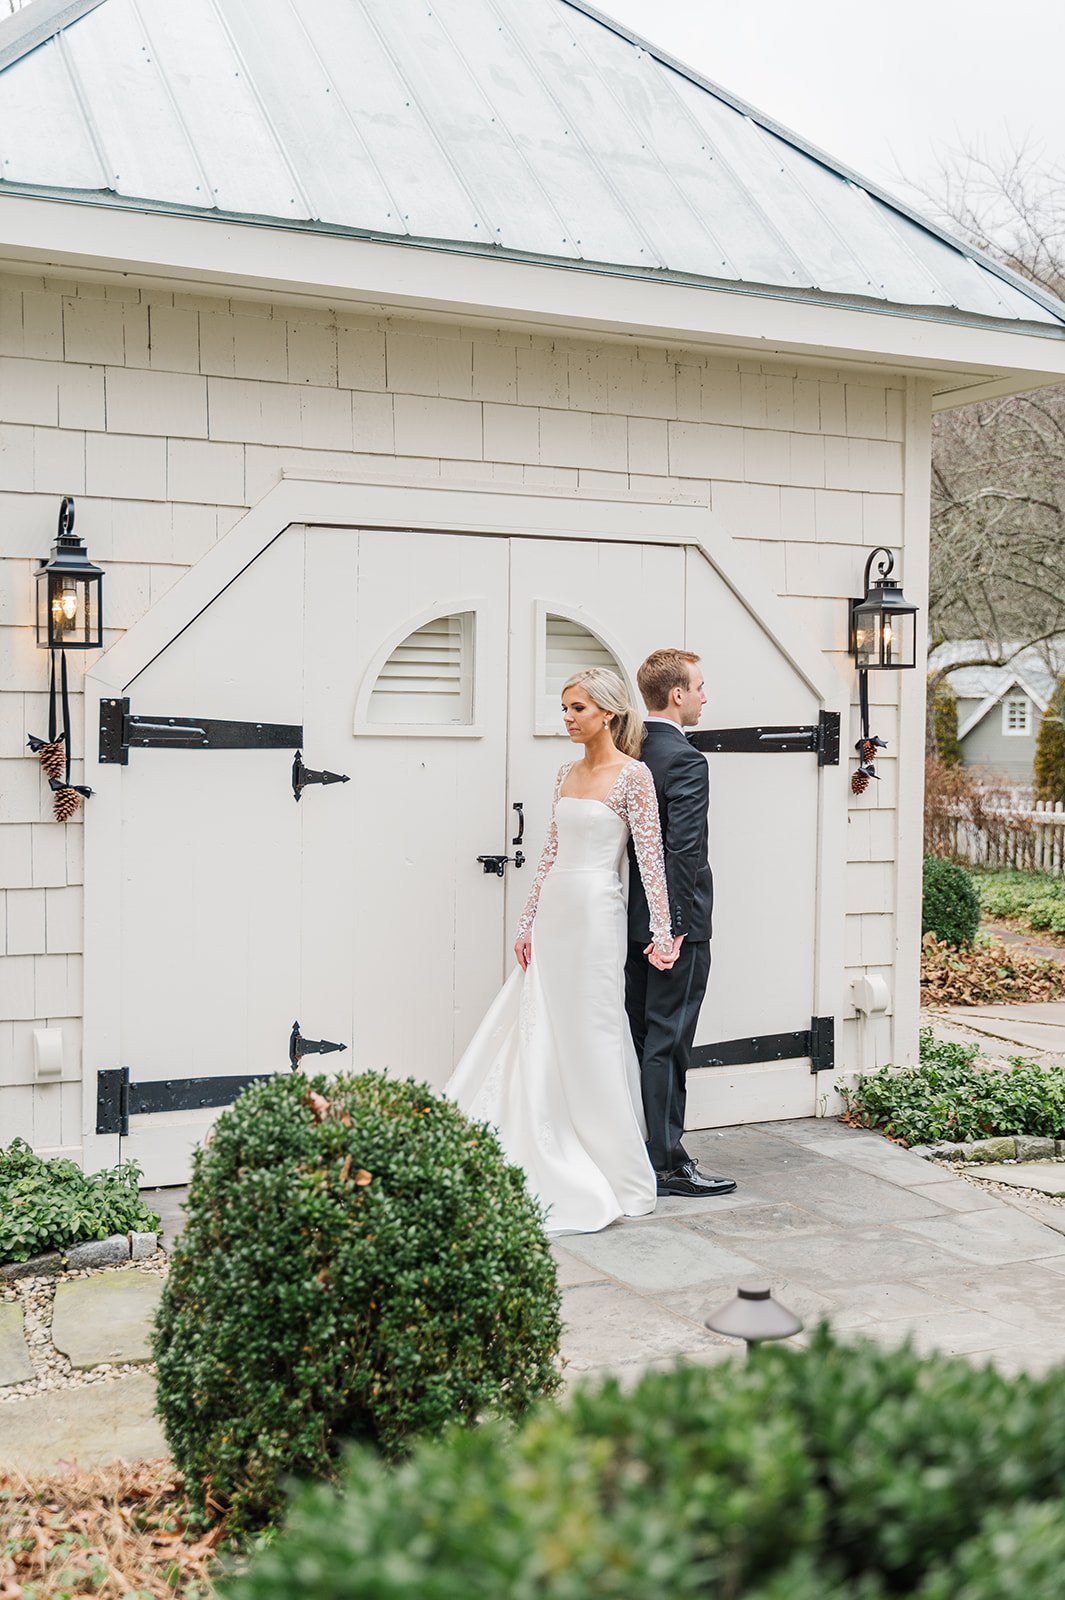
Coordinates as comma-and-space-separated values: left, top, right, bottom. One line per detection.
35, 497, 104, 651
848, 547, 918, 796
849, 547, 917, 671
28, 497, 99, 821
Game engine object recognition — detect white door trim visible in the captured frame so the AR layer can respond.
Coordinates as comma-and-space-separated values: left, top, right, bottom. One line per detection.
87, 476, 836, 700
83, 478, 844, 1167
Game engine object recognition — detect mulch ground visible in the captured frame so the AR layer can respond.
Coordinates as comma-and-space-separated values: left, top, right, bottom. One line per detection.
921, 929, 1065, 1007
0, 1460, 228, 1599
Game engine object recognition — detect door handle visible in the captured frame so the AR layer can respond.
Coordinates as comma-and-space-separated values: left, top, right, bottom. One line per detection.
476, 852, 526, 876
511, 801, 524, 846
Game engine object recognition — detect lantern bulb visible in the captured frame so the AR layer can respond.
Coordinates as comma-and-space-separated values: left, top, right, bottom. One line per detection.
61, 592, 78, 621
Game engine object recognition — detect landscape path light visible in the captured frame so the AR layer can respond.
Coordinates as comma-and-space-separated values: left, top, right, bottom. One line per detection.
705, 1280, 803, 1357
848, 546, 918, 796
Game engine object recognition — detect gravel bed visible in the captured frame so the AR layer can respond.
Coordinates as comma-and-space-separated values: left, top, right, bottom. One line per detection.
955, 1164, 1065, 1213
0, 1253, 167, 1405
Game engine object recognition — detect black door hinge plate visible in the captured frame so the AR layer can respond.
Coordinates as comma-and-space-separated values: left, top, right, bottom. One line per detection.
96, 1067, 272, 1136
691, 1015, 834, 1075
289, 1021, 347, 1067
688, 712, 840, 764
99, 697, 302, 765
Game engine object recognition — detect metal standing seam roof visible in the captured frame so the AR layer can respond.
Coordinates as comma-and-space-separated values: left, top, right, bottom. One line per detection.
0, 0, 1063, 334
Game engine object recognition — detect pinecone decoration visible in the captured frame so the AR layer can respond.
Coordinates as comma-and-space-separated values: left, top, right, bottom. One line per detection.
861, 739, 877, 764
851, 769, 870, 795
27, 732, 66, 782
52, 785, 83, 823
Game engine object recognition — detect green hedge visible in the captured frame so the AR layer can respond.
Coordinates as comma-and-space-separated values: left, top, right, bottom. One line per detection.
922, 855, 980, 946
841, 1028, 1065, 1145
154, 1070, 562, 1530
224, 1327, 1065, 1598
0, 1139, 159, 1265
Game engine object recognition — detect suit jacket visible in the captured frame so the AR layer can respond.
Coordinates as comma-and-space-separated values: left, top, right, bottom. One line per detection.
627, 721, 713, 945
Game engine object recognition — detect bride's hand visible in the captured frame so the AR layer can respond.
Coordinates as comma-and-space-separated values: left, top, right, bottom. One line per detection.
514, 936, 532, 971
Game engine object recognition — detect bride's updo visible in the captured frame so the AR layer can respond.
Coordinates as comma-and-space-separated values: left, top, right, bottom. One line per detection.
562, 667, 643, 759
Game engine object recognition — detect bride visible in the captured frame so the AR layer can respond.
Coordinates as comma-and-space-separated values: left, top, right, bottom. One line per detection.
445, 667, 675, 1234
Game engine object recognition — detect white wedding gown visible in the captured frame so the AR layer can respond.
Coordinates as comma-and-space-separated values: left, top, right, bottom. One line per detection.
445, 760, 674, 1234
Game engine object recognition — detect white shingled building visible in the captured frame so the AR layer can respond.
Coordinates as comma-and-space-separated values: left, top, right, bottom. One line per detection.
3, 0, 1065, 1183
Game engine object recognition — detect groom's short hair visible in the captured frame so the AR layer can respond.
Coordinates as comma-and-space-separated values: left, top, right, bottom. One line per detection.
637, 649, 701, 712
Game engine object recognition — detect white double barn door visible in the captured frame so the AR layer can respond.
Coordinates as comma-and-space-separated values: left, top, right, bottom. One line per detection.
88, 524, 819, 1183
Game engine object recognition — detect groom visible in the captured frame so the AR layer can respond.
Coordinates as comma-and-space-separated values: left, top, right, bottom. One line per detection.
625, 650, 737, 1199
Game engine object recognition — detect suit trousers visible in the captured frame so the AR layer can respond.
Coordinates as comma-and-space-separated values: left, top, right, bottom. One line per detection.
624, 938, 711, 1174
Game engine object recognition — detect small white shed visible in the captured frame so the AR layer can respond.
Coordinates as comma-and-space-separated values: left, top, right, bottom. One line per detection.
2, 0, 1065, 1183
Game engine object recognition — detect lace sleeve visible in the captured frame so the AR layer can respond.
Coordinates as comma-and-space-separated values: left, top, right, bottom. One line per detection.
620, 762, 673, 956
515, 763, 571, 941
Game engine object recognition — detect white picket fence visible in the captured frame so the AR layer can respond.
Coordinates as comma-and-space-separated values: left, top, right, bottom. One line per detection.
943, 798, 1065, 872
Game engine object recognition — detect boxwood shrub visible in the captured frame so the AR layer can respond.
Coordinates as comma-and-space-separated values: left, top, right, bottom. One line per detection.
153, 1070, 561, 1530
922, 854, 980, 946
224, 1327, 1065, 1598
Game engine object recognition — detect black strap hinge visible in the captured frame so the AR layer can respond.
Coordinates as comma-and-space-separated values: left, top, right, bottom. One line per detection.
99, 697, 302, 765
691, 1016, 835, 1074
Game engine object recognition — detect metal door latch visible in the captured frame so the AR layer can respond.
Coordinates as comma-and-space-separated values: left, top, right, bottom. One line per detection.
292, 750, 350, 801
289, 1021, 347, 1069
476, 852, 525, 876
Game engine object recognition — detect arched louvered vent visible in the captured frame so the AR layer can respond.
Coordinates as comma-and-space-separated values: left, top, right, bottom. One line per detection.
368, 612, 474, 726
546, 614, 622, 698
539, 613, 626, 732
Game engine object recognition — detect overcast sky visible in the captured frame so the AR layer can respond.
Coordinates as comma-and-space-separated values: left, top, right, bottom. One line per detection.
596, 0, 1065, 204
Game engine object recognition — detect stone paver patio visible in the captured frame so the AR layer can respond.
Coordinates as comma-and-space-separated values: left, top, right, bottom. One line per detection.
51, 1271, 160, 1370
556, 1118, 1065, 1381
6, 1114, 1065, 1469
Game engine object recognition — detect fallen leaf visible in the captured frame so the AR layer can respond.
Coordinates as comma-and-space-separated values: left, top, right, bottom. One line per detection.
355, 1169, 373, 1186
304, 1090, 330, 1123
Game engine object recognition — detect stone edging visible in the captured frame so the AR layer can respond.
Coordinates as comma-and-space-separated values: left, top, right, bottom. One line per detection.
908, 1135, 1065, 1164
0, 1232, 159, 1281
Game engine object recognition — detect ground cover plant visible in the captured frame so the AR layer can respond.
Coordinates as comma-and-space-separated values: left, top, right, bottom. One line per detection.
0, 1139, 159, 1265
920, 930, 1065, 1005
154, 1070, 562, 1531
975, 867, 1065, 939
224, 1326, 1065, 1599
840, 1027, 1065, 1145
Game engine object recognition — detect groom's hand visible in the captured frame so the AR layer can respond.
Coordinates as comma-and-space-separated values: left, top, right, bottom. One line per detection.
645, 942, 677, 971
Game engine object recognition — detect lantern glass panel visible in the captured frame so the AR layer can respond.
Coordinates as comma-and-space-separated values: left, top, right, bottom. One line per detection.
880, 608, 915, 669
36, 567, 103, 649
853, 601, 916, 669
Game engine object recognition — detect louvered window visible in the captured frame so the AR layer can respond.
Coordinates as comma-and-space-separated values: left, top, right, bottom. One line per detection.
368, 612, 474, 726
539, 612, 626, 732
1002, 695, 1031, 736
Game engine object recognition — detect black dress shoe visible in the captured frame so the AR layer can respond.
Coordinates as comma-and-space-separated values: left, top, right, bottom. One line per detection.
655, 1161, 737, 1198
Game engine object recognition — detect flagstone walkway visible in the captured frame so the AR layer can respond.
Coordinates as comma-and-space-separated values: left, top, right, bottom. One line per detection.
6, 1115, 1065, 1470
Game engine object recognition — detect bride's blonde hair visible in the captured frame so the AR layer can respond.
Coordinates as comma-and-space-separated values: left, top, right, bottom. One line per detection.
562, 667, 643, 759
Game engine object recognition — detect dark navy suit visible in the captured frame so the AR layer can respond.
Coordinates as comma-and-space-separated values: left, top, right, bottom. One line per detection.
625, 720, 713, 1174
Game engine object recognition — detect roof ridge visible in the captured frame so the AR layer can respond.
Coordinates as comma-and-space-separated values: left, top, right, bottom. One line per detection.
559, 0, 1065, 330
0, 0, 107, 73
